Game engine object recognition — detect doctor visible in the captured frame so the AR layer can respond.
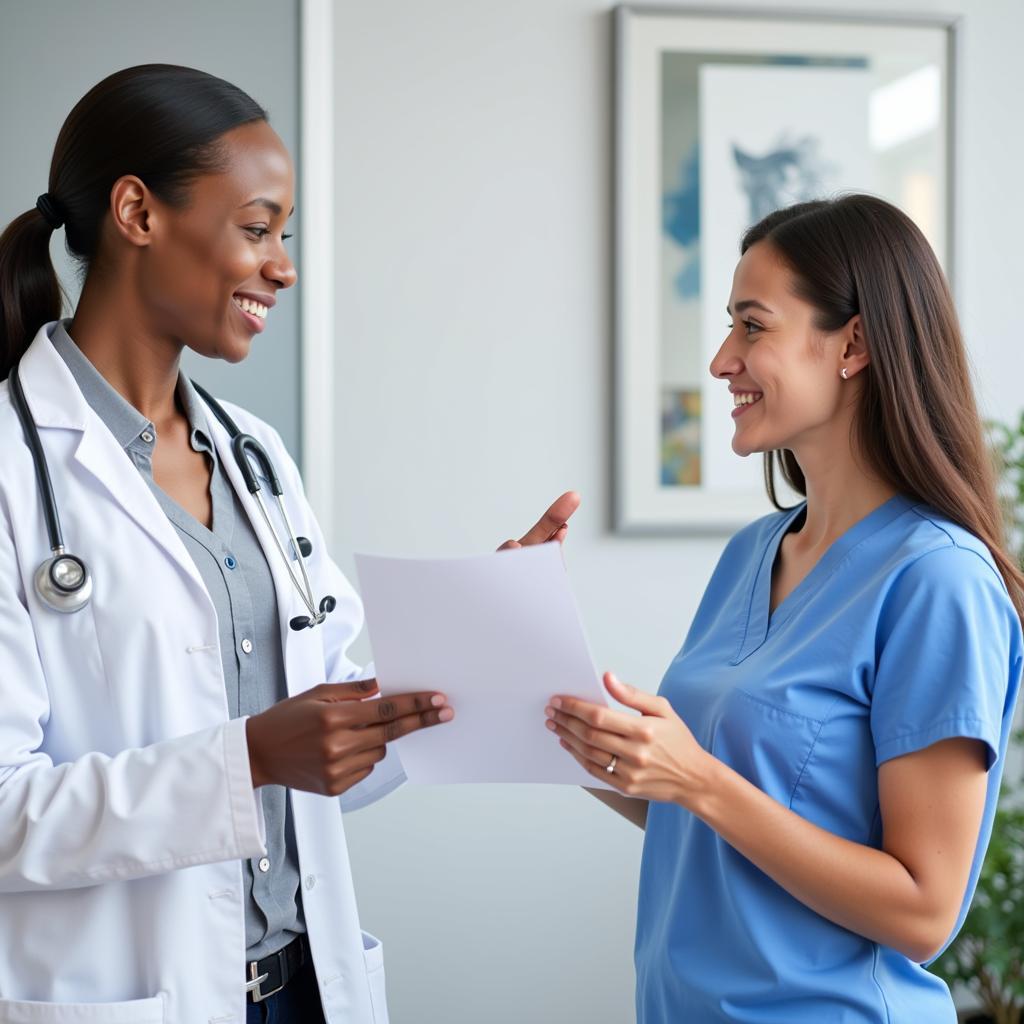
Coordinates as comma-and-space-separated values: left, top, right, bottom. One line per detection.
0, 64, 578, 1024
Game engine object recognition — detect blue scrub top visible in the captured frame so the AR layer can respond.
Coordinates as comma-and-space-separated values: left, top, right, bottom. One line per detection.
636, 493, 1023, 1023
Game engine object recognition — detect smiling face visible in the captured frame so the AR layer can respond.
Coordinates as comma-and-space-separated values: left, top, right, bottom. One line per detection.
134, 119, 297, 362
710, 240, 854, 459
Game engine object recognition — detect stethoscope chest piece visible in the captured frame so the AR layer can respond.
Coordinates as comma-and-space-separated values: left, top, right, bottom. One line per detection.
9, 364, 95, 615
34, 549, 93, 613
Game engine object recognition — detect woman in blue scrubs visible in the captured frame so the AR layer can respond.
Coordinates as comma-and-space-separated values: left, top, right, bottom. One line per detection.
547, 195, 1024, 1022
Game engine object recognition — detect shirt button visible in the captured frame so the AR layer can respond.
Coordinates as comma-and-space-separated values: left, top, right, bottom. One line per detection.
224, 555, 237, 570
305, 874, 316, 890
140, 430, 154, 444
258, 857, 270, 873
241, 638, 253, 655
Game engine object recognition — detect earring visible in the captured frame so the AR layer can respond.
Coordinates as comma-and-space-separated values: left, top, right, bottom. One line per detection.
841, 367, 849, 380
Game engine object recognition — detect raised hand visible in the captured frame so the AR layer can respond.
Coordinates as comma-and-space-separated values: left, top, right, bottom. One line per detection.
246, 678, 453, 796
497, 491, 581, 551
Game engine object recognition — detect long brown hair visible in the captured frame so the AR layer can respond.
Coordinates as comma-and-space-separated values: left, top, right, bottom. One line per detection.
742, 194, 1024, 623
0, 64, 267, 381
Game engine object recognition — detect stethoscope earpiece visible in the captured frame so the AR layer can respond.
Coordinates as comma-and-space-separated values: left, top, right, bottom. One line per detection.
288, 594, 338, 632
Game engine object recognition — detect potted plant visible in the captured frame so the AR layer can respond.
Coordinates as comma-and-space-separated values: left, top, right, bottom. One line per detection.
929, 411, 1024, 1024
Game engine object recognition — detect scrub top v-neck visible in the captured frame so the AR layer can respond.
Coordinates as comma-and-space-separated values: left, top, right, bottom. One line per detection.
635, 493, 1023, 1024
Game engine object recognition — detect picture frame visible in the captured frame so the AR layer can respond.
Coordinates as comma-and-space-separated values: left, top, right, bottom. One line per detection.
613, 4, 959, 534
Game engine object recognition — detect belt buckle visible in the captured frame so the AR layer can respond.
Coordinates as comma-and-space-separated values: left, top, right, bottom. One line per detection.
246, 951, 286, 1003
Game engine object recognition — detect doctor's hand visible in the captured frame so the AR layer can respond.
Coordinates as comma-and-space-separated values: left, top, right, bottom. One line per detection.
496, 491, 581, 550
546, 672, 714, 807
246, 679, 453, 796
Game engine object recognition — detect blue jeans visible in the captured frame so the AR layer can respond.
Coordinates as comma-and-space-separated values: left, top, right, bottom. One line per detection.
245, 958, 326, 1023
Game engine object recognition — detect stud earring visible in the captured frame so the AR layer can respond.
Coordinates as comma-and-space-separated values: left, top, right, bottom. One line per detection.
841, 367, 849, 380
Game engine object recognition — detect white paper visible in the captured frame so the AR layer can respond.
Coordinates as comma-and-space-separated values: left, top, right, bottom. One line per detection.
354, 542, 613, 787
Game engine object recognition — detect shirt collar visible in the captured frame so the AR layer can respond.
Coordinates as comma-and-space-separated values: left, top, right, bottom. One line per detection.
50, 318, 214, 457
175, 372, 215, 456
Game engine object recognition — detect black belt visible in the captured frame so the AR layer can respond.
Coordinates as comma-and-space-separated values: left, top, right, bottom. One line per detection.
245, 934, 309, 1003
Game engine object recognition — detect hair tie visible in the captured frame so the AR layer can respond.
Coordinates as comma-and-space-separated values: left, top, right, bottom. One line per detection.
36, 193, 65, 231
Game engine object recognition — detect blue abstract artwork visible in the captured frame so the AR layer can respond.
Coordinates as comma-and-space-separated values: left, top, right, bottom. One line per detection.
662, 143, 700, 299
731, 136, 837, 223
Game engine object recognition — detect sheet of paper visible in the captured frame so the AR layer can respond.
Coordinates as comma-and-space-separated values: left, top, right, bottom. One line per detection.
354, 542, 614, 787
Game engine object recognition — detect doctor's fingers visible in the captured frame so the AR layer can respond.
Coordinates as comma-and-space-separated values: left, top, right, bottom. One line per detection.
348, 704, 455, 750
323, 747, 389, 796
324, 690, 450, 730
514, 491, 581, 546
311, 679, 380, 701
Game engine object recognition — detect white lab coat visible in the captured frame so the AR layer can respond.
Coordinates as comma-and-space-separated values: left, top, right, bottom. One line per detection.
0, 322, 406, 1024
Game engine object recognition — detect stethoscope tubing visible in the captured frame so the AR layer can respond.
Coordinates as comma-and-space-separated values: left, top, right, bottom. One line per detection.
9, 361, 333, 629
9, 366, 65, 553
191, 379, 328, 627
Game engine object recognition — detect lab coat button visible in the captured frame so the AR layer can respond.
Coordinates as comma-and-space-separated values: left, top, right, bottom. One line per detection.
258, 857, 270, 873
305, 874, 316, 890
241, 638, 253, 654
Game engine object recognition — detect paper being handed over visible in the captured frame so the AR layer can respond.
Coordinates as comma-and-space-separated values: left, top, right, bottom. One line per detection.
353, 542, 614, 787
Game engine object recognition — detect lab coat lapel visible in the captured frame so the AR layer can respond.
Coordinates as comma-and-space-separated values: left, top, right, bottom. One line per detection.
17, 323, 211, 602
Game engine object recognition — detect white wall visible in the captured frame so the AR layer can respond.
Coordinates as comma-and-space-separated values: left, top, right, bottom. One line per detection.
329, 2, 1023, 1020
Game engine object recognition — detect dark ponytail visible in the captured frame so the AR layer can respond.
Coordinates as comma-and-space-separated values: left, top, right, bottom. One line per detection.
0, 209, 64, 378
0, 64, 268, 380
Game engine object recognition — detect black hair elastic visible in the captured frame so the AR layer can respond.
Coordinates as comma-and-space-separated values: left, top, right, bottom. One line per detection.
36, 193, 64, 230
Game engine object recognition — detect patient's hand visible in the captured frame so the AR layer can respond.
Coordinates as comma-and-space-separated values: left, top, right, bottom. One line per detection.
497, 491, 580, 551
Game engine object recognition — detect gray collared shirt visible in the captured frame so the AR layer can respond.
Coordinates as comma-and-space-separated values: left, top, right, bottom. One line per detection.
51, 319, 303, 961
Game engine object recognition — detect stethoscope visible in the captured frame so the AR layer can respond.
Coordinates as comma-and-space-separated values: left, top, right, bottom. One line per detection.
8, 362, 336, 632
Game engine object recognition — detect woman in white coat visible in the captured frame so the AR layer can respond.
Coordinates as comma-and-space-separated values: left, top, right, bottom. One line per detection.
0, 64, 578, 1024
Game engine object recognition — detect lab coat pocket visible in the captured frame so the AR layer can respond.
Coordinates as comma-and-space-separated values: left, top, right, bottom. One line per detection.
710, 689, 825, 808
0, 993, 165, 1023
362, 930, 389, 1024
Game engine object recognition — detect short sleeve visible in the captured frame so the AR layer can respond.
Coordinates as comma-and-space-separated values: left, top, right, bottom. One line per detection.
870, 544, 1021, 770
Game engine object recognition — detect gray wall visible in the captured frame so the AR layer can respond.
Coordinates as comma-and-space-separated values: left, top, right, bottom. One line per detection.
330, 1, 1024, 1022
0, 0, 302, 458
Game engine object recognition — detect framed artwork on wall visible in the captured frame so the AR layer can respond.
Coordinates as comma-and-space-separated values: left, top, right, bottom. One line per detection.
613, 4, 958, 533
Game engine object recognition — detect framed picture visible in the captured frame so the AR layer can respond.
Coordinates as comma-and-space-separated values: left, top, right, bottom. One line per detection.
613, 5, 958, 533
